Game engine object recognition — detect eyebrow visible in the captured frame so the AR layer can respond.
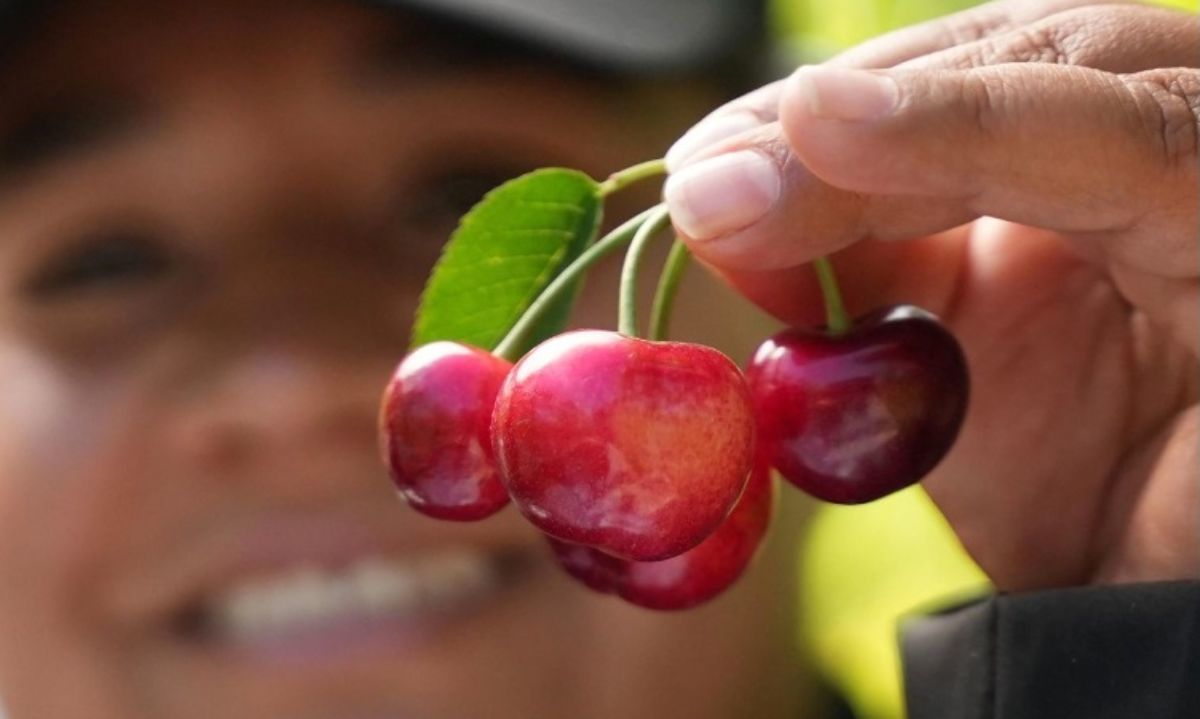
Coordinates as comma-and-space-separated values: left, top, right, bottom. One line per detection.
0, 95, 148, 183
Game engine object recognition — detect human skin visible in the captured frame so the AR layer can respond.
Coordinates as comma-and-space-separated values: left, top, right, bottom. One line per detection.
0, 1, 803, 718
664, 0, 1200, 591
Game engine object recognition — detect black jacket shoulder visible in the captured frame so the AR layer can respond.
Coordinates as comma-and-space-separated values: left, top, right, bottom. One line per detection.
902, 581, 1200, 719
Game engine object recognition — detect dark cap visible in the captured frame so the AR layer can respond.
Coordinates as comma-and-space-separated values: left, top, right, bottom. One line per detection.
378, 0, 763, 72
2, 0, 763, 74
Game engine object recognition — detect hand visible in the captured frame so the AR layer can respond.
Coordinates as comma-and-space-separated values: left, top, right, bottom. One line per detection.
663, 0, 1200, 591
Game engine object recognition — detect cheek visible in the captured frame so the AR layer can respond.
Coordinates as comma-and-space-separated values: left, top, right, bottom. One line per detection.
0, 343, 81, 574
0, 343, 156, 617
0, 345, 149, 715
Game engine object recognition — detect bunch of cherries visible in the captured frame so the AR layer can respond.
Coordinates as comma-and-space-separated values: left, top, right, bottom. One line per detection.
379, 164, 969, 611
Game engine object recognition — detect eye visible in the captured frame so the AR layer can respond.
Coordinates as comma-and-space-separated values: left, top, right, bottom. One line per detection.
410, 165, 534, 224
391, 164, 536, 274
22, 231, 175, 299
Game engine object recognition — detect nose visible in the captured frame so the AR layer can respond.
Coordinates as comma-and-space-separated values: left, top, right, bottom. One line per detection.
170, 340, 399, 495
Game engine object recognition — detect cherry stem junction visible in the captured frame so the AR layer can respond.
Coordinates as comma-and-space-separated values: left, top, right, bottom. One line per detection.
813, 256, 852, 335
618, 205, 674, 338
493, 205, 661, 362
597, 158, 667, 198
649, 239, 692, 342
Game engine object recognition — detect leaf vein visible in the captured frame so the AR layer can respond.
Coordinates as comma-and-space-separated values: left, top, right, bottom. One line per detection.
513, 198, 588, 215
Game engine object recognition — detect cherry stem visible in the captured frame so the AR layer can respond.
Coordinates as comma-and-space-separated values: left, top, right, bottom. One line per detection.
597, 158, 667, 198
649, 239, 692, 341
813, 256, 852, 335
493, 206, 661, 362
618, 205, 673, 338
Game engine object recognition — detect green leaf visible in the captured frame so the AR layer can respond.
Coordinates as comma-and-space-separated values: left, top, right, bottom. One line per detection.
412, 168, 601, 354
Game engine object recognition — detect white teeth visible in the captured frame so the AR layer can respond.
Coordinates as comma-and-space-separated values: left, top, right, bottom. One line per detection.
353, 559, 418, 613
208, 551, 497, 642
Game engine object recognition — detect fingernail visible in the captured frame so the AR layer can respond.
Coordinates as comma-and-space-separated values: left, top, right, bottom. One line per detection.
664, 150, 780, 241
665, 112, 763, 171
789, 67, 898, 121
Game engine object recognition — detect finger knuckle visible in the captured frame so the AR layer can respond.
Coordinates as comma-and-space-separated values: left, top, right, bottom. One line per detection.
960, 70, 1008, 143
1123, 70, 1200, 171
1066, 4, 1200, 68
976, 4, 1148, 68
949, 3, 1186, 71
987, 23, 1074, 65
938, 0, 1095, 49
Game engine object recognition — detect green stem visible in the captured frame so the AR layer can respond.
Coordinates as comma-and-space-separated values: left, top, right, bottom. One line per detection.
649, 239, 692, 341
597, 158, 667, 198
493, 206, 660, 362
618, 204, 673, 338
813, 256, 852, 335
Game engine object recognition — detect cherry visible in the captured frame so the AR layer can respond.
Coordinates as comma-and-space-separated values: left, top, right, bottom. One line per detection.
748, 305, 968, 504
491, 329, 756, 561
379, 341, 512, 521
549, 457, 774, 610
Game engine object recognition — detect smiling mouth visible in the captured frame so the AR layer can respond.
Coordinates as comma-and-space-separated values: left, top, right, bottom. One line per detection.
172, 546, 536, 663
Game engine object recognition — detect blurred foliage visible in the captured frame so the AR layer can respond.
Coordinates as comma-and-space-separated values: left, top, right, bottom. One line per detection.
771, 0, 1199, 61
800, 489, 989, 719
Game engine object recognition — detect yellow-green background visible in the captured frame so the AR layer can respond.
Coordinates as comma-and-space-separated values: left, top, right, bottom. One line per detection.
772, 0, 1199, 60
770, 1, 1198, 718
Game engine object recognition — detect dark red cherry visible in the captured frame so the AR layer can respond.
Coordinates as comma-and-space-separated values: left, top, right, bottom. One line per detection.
491, 329, 756, 561
748, 305, 968, 504
380, 341, 512, 521
549, 458, 774, 610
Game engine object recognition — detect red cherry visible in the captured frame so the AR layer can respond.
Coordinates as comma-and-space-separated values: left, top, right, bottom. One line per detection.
491, 329, 755, 561
379, 342, 512, 521
748, 305, 968, 504
549, 458, 774, 610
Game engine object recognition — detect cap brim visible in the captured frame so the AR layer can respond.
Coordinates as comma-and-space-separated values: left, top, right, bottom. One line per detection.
380, 0, 758, 72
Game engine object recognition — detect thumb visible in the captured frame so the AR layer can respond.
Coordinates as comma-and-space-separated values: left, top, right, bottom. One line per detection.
779, 63, 1199, 273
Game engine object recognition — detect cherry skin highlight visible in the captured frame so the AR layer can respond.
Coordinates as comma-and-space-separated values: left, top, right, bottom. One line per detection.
549, 458, 774, 610
491, 329, 756, 561
380, 341, 512, 521
748, 305, 969, 504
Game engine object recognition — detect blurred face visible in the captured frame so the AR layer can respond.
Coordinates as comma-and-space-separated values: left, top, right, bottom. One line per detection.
0, 1, 804, 717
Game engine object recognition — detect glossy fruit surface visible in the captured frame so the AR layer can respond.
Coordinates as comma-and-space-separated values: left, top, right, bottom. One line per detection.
380, 341, 512, 520
748, 305, 968, 504
492, 329, 755, 561
549, 458, 774, 610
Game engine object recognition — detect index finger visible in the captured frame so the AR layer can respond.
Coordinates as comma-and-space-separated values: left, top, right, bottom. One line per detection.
826, 0, 1127, 68
666, 0, 1116, 170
